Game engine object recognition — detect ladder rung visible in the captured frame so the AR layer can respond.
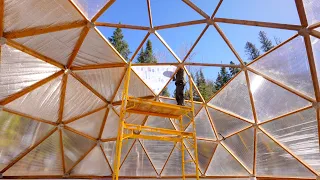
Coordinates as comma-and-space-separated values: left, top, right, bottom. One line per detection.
184, 159, 195, 164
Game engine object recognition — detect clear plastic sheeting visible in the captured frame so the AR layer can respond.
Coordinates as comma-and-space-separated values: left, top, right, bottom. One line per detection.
72, 0, 109, 20
120, 140, 157, 176
222, 128, 254, 172
208, 107, 251, 139
256, 130, 315, 178
132, 65, 177, 95
140, 140, 174, 173
311, 34, 320, 87
186, 108, 216, 140
303, 0, 320, 25
125, 113, 146, 126
15, 28, 83, 66
206, 145, 249, 176
4, 131, 63, 176
3, 0, 84, 32
67, 108, 106, 138
161, 143, 197, 176
0, 111, 54, 171
209, 72, 254, 122
250, 36, 315, 99
261, 108, 320, 172
5, 75, 62, 122
102, 139, 135, 170
62, 129, 96, 172
63, 75, 106, 121
73, 28, 124, 66
0, 45, 60, 101
185, 139, 218, 173
141, 116, 175, 136
101, 109, 119, 139
114, 70, 154, 102
248, 71, 312, 122
75, 67, 125, 101
71, 145, 112, 176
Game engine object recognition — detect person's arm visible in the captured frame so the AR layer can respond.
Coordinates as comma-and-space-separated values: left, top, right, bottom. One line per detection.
173, 74, 176, 81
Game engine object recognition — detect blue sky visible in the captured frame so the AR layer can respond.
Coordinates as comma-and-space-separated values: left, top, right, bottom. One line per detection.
95, 0, 301, 97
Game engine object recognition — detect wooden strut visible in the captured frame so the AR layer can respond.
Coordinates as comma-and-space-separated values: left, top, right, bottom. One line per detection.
67, 0, 89, 21
247, 68, 315, 103
64, 126, 97, 141
0, 70, 64, 105
244, 70, 259, 124
138, 140, 159, 175
91, 0, 116, 22
3, 107, 56, 126
310, 29, 320, 39
154, 19, 207, 30
66, 27, 89, 68
259, 127, 319, 176
57, 73, 68, 124
0, 128, 58, 173
154, 31, 182, 63
6, 39, 65, 69
70, 72, 109, 104
4, 21, 87, 39
63, 105, 107, 124
204, 106, 219, 138
59, 129, 66, 174
182, 0, 210, 19
99, 143, 114, 174
0, 0, 4, 37
253, 127, 258, 176
95, 22, 150, 30
214, 18, 303, 31
146, 0, 153, 28
98, 108, 111, 139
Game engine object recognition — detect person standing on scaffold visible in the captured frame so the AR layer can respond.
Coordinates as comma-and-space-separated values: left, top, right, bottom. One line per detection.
173, 67, 186, 106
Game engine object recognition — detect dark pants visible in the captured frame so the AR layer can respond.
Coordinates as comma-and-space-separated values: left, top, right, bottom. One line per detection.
175, 81, 185, 106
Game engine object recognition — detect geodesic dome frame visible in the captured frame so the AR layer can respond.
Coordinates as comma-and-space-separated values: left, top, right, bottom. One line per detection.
0, 0, 320, 179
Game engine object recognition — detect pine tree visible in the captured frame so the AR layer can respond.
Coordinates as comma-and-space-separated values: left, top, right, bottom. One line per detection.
258, 31, 274, 52
144, 40, 157, 63
137, 48, 145, 63
229, 61, 240, 77
215, 67, 230, 90
161, 87, 170, 96
108, 27, 131, 61
245, 42, 260, 61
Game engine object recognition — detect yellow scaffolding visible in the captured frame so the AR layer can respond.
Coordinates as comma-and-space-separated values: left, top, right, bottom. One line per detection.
112, 63, 200, 180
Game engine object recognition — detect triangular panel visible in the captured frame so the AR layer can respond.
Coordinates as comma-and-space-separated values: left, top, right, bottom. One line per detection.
256, 130, 315, 177
71, 145, 112, 176
185, 139, 218, 173
75, 67, 125, 101
222, 128, 254, 172
15, 28, 83, 66
161, 142, 197, 176
102, 108, 119, 139
97, 0, 149, 26
73, 28, 124, 66
4, 0, 83, 32
250, 36, 315, 99
72, 0, 109, 20
151, 0, 203, 26
261, 108, 320, 173
206, 145, 249, 176
0, 111, 54, 171
5, 75, 62, 122
0, 45, 60, 101
113, 69, 154, 102
120, 141, 157, 176
248, 71, 312, 122
186, 108, 216, 140
142, 115, 175, 135
132, 65, 177, 95
209, 71, 254, 122
67, 108, 106, 138
62, 129, 96, 171
140, 139, 174, 174
303, 0, 320, 25
208, 107, 251, 138
187, 26, 240, 64
4, 131, 63, 176
63, 75, 106, 121
311, 32, 320, 87
102, 139, 135, 170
